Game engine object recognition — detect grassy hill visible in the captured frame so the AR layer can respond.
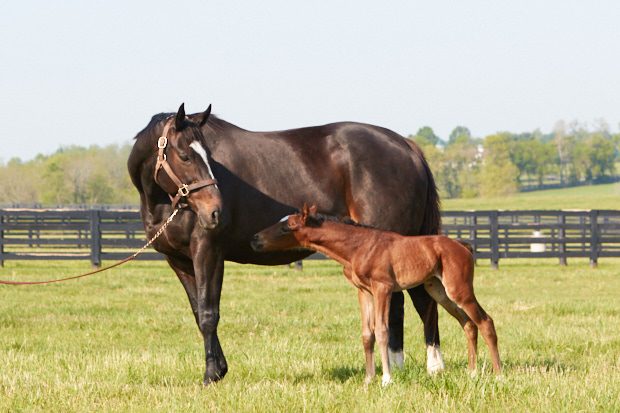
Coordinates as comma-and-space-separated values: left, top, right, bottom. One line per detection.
442, 182, 620, 211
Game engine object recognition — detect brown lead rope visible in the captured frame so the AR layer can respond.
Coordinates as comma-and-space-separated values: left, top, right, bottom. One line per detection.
0, 208, 180, 286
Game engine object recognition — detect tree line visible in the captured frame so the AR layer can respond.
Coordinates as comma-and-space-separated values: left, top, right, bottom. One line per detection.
411, 121, 618, 198
0, 145, 137, 206
0, 121, 618, 206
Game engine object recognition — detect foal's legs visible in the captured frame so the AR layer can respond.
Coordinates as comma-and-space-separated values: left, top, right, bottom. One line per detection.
454, 297, 501, 374
357, 289, 375, 385
372, 283, 394, 386
424, 277, 479, 371
425, 275, 501, 374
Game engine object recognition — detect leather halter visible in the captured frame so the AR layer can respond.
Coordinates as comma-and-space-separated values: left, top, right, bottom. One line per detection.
154, 119, 218, 209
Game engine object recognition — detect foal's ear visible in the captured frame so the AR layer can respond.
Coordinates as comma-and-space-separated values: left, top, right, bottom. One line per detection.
198, 104, 212, 127
175, 103, 186, 131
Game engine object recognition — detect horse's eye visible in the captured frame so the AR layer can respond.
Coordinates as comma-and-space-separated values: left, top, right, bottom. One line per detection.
280, 225, 291, 234
178, 151, 190, 162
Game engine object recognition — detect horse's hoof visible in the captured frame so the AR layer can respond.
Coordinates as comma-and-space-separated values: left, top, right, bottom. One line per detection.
388, 349, 405, 369
203, 364, 228, 386
381, 375, 392, 387
426, 345, 445, 375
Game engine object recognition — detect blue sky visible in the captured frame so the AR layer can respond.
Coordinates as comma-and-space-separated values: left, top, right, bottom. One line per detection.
1, 1, 619, 161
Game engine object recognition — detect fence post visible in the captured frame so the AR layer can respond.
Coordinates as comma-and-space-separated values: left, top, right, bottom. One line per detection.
490, 211, 499, 269
471, 214, 478, 265
558, 212, 567, 266
90, 210, 101, 268
589, 210, 599, 268
0, 210, 4, 268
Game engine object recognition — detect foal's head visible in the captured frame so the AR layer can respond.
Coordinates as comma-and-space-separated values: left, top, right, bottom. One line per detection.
155, 103, 223, 230
251, 205, 324, 252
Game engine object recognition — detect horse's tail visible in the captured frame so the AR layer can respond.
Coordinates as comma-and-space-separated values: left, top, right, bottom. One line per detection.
405, 139, 441, 236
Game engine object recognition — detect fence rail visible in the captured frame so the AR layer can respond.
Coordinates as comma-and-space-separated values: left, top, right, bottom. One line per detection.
1, 209, 619, 268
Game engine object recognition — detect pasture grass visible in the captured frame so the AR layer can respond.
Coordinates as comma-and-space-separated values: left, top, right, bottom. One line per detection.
1, 259, 619, 412
442, 181, 620, 210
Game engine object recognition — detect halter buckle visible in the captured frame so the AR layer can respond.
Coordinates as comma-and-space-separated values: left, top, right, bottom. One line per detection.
157, 136, 168, 148
178, 184, 190, 197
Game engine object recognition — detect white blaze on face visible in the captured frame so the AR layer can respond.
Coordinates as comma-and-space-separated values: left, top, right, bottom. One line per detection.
189, 140, 217, 184
279, 215, 290, 223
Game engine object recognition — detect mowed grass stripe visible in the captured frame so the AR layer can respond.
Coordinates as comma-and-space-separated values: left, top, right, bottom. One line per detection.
1, 260, 619, 412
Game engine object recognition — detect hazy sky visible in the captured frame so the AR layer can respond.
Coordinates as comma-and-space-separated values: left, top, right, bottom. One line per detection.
1, 1, 619, 162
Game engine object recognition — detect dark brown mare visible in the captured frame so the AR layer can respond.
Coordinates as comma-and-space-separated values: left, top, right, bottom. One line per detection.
252, 205, 501, 386
127, 104, 443, 384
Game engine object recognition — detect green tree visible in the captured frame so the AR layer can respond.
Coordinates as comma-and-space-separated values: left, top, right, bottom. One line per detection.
479, 133, 519, 196
414, 126, 441, 147
448, 126, 472, 145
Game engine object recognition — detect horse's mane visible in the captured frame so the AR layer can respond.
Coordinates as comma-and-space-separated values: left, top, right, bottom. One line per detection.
132, 112, 232, 143
309, 212, 375, 229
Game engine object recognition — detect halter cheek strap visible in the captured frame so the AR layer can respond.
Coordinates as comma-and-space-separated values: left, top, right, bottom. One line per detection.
154, 120, 218, 209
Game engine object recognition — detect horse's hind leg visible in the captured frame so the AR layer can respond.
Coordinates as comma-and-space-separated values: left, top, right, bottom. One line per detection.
407, 286, 443, 374
357, 289, 376, 385
424, 277, 479, 372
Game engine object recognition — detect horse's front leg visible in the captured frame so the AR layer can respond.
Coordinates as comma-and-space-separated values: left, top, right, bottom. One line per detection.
192, 239, 228, 385
166, 256, 200, 326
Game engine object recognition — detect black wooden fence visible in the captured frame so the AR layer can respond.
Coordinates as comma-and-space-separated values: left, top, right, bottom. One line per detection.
1, 209, 619, 268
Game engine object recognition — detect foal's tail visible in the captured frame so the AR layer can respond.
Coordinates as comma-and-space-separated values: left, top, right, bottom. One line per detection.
405, 140, 441, 236
458, 240, 474, 254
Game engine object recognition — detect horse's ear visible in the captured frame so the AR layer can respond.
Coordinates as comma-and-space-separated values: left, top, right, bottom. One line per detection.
175, 103, 186, 131
300, 204, 310, 224
199, 104, 212, 127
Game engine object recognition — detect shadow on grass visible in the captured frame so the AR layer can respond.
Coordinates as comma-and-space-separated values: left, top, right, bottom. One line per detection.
325, 365, 366, 383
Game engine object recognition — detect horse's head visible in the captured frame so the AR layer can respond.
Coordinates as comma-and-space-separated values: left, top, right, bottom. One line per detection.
154, 103, 223, 230
251, 204, 322, 252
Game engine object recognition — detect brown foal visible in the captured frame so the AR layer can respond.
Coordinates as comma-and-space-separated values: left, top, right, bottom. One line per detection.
252, 205, 501, 386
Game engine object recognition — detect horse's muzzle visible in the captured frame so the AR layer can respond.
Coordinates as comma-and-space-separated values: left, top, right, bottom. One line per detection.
250, 234, 263, 251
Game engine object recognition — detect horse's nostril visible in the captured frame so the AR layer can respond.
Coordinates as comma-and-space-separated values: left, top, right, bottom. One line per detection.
211, 210, 220, 222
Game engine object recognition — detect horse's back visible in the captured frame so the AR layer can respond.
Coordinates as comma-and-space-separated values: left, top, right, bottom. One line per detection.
201, 117, 435, 263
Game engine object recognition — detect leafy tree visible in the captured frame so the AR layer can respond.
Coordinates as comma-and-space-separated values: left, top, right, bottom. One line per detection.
414, 126, 441, 147
448, 126, 472, 145
479, 133, 519, 196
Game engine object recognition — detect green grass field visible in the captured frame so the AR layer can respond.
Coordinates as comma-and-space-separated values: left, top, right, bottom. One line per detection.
442, 182, 620, 210
1, 259, 619, 412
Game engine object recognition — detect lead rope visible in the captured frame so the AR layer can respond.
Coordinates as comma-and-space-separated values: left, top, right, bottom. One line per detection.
0, 208, 180, 286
